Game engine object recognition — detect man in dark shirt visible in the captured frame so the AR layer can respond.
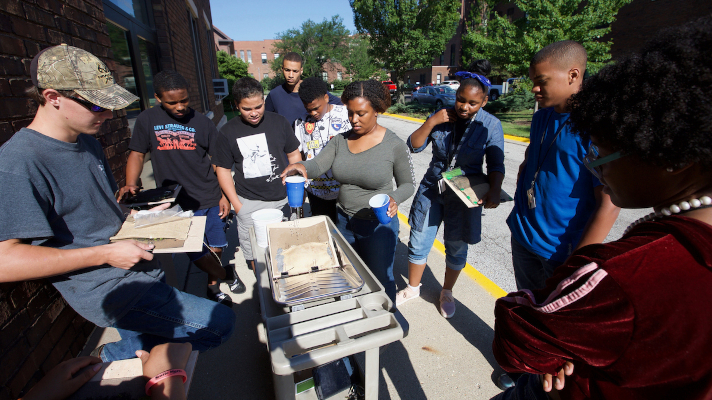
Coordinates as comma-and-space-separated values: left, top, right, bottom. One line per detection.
264, 52, 341, 125
214, 77, 302, 271
117, 71, 246, 304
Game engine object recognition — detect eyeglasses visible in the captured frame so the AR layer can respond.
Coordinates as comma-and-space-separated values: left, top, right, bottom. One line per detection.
584, 144, 625, 179
65, 95, 108, 113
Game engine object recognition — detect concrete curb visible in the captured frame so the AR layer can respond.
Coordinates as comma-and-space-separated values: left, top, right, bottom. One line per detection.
382, 112, 531, 144
396, 211, 508, 299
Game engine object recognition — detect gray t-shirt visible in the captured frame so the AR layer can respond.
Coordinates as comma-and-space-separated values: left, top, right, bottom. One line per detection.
301, 129, 416, 219
0, 128, 162, 327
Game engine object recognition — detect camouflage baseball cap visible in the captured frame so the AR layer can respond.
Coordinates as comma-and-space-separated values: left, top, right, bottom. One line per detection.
30, 44, 139, 111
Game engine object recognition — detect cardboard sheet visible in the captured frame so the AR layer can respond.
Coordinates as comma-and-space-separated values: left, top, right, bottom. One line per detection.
266, 216, 339, 276
110, 216, 206, 253
444, 174, 513, 208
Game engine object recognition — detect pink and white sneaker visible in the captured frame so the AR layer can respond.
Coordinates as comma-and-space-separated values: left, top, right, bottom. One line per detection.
439, 289, 456, 318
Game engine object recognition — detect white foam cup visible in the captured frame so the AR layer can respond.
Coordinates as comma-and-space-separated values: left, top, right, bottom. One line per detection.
252, 209, 285, 248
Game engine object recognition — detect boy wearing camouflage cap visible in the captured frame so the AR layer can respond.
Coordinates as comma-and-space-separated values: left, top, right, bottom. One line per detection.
0, 44, 235, 361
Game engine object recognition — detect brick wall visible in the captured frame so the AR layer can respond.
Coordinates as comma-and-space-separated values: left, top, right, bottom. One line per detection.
153, 0, 224, 123
0, 0, 223, 398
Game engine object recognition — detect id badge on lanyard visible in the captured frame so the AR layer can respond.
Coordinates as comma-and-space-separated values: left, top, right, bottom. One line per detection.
527, 114, 569, 209
438, 116, 474, 194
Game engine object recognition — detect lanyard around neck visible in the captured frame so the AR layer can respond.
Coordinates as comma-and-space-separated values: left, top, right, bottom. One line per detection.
447, 112, 478, 170
530, 113, 570, 190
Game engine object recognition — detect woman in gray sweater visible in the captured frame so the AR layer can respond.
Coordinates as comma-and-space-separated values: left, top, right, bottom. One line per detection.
281, 80, 415, 301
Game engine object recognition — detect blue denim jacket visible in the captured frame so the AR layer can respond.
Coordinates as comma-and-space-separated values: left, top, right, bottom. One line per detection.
407, 109, 505, 243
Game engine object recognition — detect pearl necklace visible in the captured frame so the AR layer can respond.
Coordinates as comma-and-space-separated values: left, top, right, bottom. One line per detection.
624, 196, 712, 235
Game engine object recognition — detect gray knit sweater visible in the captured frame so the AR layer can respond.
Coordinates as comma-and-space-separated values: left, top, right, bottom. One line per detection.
300, 129, 415, 219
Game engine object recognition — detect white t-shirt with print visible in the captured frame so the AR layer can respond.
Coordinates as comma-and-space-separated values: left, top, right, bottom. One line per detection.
294, 104, 351, 200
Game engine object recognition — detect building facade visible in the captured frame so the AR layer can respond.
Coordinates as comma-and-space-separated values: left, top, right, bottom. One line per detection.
213, 25, 234, 55
0, 0, 222, 398
232, 39, 280, 81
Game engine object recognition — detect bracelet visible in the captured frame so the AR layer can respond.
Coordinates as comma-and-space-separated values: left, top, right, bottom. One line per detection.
145, 369, 187, 396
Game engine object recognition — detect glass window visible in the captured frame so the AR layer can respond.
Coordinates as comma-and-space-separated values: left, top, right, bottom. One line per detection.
107, 23, 141, 118
188, 10, 209, 111
207, 29, 217, 79
274, 53, 279, 59
240, 50, 245, 61
247, 50, 252, 63
439, 53, 444, 65
263, 73, 268, 79
261, 53, 267, 64
106, 0, 148, 25
322, 71, 328, 81
337, 71, 342, 81
436, 73, 441, 84
137, 37, 158, 107
450, 44, 456, 66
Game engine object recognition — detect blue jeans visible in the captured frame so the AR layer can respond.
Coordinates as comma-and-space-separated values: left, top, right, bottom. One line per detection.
101, 280, 235, 361
491, 374, 550, 400
335, 208, 398, 302
187, 205, 228, 262
511, 236, 562, 291
408, 196, 469, 271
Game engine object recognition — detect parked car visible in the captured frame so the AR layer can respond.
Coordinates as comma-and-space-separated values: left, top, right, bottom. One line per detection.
410, 85, 456, 107
401, 83, 417, 94
382, 80, 396, 94
441, 80, 460, 89
489, 77, 523, 100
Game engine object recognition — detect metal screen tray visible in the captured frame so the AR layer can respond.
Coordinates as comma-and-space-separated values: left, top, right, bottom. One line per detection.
266, 240, 365, 306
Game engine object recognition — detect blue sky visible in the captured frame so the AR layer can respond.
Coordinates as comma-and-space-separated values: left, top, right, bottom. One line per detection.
210, 0, 357, 41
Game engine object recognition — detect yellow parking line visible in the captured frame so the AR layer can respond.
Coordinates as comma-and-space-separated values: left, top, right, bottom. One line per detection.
382, 112, 530, 143
397, 211, 508, 299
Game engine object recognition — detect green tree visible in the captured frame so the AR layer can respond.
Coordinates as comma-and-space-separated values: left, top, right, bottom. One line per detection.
462, 0, 633, 77
350, 0, 462, 103
270, 16, 351, 79
341, 35, 387, 82
216, 50, 249, 109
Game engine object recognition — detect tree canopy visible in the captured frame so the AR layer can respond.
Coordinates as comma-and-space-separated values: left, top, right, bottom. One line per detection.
462, 0, 633, 77
216, 50, 249, 108
270, 16, 351, 79
216, 50, 248, 82
341, 35, 387, 82
350, 0, 462, 103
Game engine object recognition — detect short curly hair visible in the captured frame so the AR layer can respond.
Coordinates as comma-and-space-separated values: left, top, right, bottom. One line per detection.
569, 16, 712, 169
154, 70, 189, 97
341, 80, 391, 113
232, 77, 263, 104
298, 77, 328, 104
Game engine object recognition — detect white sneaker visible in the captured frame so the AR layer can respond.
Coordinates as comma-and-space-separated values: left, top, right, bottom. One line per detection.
395, 285, 421, 306
439, 290, 456, 318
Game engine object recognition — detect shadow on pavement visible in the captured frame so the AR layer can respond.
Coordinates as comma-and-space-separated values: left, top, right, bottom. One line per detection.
392, 240, 506, 387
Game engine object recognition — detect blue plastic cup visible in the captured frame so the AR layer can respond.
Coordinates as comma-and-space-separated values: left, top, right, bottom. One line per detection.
369, 194, 392, 225
286, 176, 306, 208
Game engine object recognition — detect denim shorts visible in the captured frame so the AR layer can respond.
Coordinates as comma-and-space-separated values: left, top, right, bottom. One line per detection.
187, 205, 227, 262
407, 197, 468, 271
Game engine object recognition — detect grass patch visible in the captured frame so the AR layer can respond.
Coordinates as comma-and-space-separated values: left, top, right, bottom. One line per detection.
493, 110, 532, 138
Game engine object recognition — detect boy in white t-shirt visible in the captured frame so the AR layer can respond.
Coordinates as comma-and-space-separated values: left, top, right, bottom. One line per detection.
293, 77, 351, 221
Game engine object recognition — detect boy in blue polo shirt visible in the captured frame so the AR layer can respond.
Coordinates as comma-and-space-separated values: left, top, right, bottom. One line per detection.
507, 41, 620, 291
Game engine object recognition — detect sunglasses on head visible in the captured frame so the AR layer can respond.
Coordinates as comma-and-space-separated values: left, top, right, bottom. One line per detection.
65, 94, 108, 113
